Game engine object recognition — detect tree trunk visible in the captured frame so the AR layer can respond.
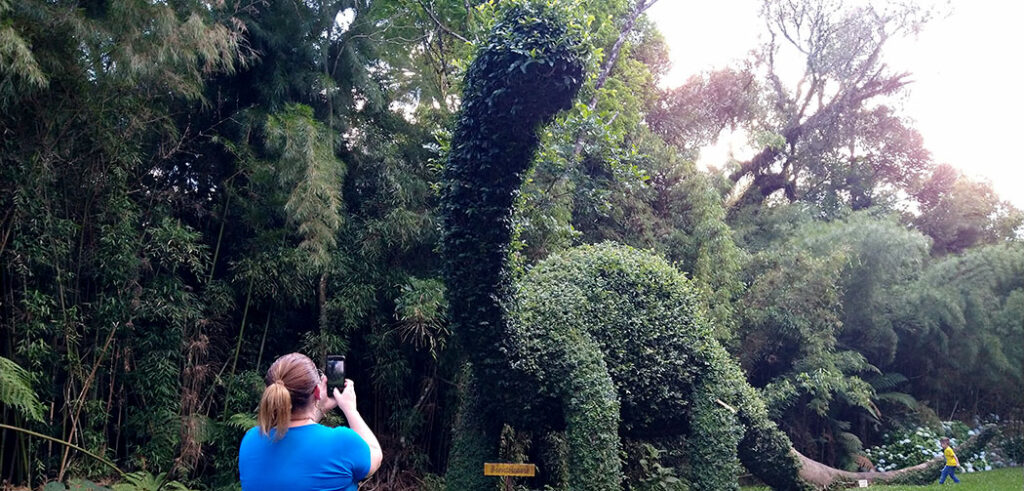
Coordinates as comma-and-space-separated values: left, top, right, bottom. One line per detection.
318, 272, 328, 365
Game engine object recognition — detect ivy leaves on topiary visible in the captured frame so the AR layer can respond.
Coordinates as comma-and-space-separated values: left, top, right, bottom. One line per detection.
440, 0, 586, 399
439, 3, 587, 489
506, 243, 810, 490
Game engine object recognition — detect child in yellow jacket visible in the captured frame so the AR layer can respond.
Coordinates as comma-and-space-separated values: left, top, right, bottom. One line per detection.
938, 437, 960, 484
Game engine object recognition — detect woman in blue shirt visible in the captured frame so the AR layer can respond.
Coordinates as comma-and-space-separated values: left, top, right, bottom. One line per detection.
239, 353, 383, 491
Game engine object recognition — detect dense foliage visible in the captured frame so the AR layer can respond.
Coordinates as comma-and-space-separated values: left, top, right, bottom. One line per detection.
506, 243, 808, 490
1, 0, 1021, 488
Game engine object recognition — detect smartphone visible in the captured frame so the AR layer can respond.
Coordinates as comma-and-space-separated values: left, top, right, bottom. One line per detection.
325, 355, 346, 393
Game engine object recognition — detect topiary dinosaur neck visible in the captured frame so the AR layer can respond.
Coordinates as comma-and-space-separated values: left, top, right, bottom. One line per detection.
440, 3, 585, 406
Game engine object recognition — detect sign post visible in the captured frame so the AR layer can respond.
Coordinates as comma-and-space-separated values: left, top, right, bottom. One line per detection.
484, 463, 536, 491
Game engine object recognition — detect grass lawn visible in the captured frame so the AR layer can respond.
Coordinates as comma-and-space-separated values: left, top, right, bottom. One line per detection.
868, 467, 1023, 490
742, 467, 1023, 490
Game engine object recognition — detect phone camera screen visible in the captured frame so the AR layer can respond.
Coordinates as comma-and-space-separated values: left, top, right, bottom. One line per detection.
325, 355, 345, 391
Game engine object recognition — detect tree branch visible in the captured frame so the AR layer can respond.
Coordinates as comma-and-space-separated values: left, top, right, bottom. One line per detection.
0, 423, 125, 477
417, 0, 470, 44
586, 0, 660, 111
573, 0, 660, 157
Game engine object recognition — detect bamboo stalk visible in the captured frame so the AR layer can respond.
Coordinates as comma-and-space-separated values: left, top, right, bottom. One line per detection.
0, 423, 125, 477
256, 310, 272, 373
0, 406, 7, 481
318, 272, 328, 365
22, 428, 30, 487
58, 322, 120, 481
46, 401, 55, 469
222, 276, 254, 419
0, 208, 13, 258
113, 380, 125, 461
206, 187, 232, 286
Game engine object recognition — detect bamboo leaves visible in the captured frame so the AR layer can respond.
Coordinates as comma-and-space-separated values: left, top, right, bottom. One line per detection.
0, 22, 47, 97
265, 104, 345, 271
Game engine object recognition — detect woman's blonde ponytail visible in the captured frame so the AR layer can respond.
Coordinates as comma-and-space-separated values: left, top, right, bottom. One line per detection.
258, 381, 293, 439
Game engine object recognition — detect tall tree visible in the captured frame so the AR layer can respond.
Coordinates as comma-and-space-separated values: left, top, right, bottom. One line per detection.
738, 211, 932, 465
648, 67, 759, 159
914, 164, 1023, 255
727, 0, 934, 215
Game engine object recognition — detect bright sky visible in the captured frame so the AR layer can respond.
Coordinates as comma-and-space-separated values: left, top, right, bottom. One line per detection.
647, 0, 1024, 209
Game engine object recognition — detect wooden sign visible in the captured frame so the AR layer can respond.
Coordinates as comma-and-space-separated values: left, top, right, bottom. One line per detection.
484, 463, 536, 477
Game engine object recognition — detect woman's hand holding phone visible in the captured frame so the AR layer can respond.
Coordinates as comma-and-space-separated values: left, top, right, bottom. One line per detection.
333, 379, 357, 415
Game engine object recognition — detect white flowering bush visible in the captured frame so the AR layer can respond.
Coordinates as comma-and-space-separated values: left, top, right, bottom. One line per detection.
865, 426, 942, 471
864, 422, 993, 472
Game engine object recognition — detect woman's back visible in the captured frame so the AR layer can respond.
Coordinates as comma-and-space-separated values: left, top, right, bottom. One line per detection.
239, 423, 371, 491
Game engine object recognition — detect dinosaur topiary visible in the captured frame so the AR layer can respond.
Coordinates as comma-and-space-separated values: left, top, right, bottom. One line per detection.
439, 3, 807, 490
440, 2, 957, 489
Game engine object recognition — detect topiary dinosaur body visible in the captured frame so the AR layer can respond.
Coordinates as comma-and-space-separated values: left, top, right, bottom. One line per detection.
504, 243, 808, 490
440, 5, 997, 490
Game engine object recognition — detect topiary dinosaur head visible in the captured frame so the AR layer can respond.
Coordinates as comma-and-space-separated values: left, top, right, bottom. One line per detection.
459, 2, 586, 140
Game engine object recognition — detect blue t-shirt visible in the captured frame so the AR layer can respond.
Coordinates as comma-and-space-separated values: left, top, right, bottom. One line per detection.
239, 424, 371, 491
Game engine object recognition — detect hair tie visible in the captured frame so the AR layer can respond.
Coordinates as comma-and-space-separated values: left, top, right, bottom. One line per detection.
273, 379, 286, 387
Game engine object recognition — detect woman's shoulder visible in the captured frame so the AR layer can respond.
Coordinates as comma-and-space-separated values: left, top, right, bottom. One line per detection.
316, 425, 366, 448
239, 426, 267, 446
239, 424, 358, 444
316, 424, 359, 438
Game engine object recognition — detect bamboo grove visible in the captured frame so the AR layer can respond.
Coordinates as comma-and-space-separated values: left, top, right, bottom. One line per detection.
1, 0, 1022, 489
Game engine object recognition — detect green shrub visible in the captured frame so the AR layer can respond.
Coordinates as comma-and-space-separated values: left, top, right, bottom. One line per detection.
865, 426, 945, 471
507, 243, 809, 490
998, 430, 1024, 465
628, 443, 688, 491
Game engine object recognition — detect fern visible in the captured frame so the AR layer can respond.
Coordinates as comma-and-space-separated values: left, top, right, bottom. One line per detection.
111, 471, 195, 491
868, 372, 909, 392
225, 412, 257, 431
869, 372, 917, 410
0, 356, 44, 422
875, 392, 918, 410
